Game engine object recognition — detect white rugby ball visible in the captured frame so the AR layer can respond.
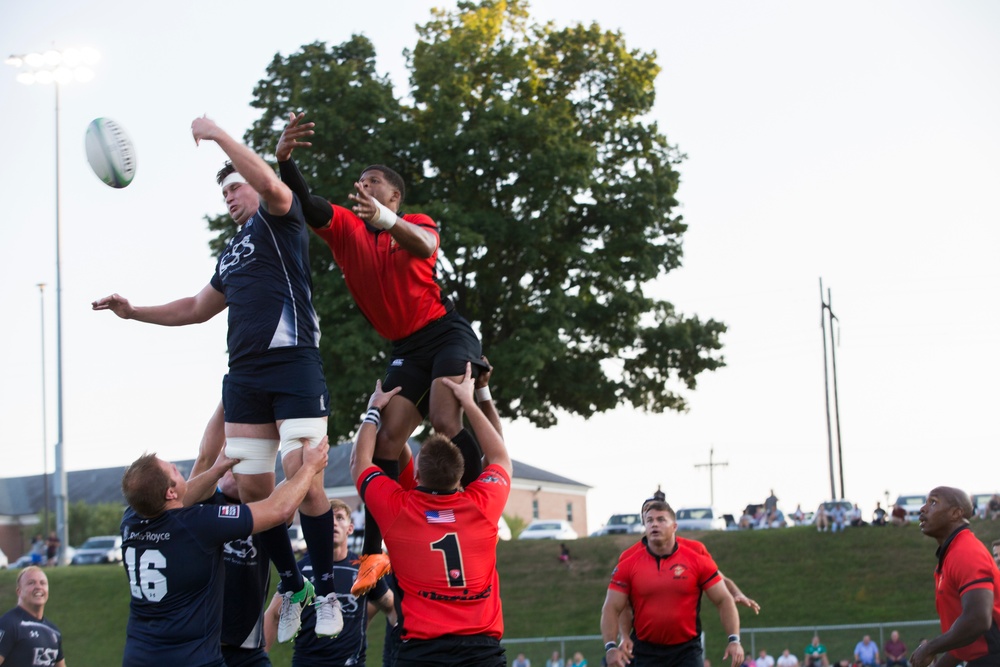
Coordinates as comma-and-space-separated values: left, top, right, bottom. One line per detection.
85, 117, 136, 188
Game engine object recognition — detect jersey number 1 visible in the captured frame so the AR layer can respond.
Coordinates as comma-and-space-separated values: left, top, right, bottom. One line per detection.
430, 533, 466, 587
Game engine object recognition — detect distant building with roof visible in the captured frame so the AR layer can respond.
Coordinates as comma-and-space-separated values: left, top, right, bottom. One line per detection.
0, 441, 589, 558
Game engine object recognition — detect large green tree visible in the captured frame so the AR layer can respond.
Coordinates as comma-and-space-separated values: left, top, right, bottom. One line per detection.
210, 0, 725, 441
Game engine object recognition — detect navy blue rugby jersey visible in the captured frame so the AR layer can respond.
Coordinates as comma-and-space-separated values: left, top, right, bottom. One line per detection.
121, 503, 254, 667
210, 195, 321, 365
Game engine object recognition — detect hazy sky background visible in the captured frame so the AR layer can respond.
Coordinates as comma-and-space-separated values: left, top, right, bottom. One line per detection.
2, 1, 997, 533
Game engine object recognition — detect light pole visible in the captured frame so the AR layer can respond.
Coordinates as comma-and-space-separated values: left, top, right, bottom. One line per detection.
7, 47, 99, 564
38, 283, 50, 534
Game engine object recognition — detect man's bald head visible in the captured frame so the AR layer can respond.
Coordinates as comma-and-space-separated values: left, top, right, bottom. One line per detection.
929, 486, 973, 522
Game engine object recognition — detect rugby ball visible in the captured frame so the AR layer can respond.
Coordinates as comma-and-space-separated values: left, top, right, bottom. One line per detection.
85, 117, 136, 188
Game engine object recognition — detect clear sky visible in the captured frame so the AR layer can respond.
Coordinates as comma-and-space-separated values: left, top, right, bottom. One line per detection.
2, 1, 997, 534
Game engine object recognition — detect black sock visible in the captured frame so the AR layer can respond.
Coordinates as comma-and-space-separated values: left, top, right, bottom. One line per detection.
300, 508, 335, 596
452, 428, 483, 487
258, 524, 304, 593
364, 457, 399, 555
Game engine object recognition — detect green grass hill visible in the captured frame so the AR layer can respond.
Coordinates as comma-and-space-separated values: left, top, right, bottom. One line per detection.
3, 521, 998, 666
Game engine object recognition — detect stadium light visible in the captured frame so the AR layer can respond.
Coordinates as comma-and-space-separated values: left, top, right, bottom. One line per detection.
7, 46, 100, 565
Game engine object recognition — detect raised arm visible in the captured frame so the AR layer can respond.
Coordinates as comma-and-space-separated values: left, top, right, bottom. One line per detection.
190, 401, 226, 478
351, 381, 403, 486
276, 113, 334, 228
183, 452, 238, 507
475, 355, 503, 439
191, 115, 292, 217
348, 182, 438, 258
248, 437, 328, 533
441, 363, 511, 476
92, 283, 226, 326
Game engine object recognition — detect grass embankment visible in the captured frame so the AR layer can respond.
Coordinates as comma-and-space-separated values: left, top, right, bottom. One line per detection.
3, 521, 998, 666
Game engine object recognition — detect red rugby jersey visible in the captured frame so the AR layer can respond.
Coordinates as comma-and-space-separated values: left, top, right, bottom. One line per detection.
313, 204, 446, 341
609, 536, 721, 646
934, 526, 1000, 662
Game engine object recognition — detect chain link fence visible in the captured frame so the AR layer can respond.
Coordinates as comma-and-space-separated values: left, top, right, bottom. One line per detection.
501, 621, 941, 667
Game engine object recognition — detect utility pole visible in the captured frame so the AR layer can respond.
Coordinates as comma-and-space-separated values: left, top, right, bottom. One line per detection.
819, 278, 845, 500
694, 447, 728, 507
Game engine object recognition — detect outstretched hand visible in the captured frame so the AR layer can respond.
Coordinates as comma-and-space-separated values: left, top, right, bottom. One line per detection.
92, 293, 134, 319
367, 379, 402, 411
276, 112, 315, 162
191, 115, 221, 146
348, 182, 379, 223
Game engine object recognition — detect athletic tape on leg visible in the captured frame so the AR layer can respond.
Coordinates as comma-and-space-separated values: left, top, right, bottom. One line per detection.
279, 418, 328, 458
225, 437, 280, 475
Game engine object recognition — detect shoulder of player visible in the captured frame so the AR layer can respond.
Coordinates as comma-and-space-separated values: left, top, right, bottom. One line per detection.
401, 212, 437, 229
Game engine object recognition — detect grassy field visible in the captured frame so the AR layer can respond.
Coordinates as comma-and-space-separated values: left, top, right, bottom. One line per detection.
3, 520, 999, 666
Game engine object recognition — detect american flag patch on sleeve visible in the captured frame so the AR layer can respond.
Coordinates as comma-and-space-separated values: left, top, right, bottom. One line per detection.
425, 509, 455, 524
218, 505, 241, 518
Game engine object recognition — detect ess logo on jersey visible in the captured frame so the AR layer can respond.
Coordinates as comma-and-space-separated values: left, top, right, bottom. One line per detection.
219, 235, 256, 273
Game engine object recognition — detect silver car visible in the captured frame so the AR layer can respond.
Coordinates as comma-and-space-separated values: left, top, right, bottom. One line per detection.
71, 535, 123, 565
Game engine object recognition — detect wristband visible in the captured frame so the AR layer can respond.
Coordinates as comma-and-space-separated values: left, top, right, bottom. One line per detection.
371, 199, 398, 230
363, 407, 381, 430
728, 634, 740, 644
476, 386, 493, 402
605, 642, 618, 652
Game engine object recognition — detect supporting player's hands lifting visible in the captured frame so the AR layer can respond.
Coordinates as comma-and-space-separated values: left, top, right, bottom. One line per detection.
92, 293, 135, 319
302, 435, 330, 472
276, 112, 314, 162
191, 115, 223, 146
476, 355, 493, 389
367, 379, 402, 411
440, 362, 476, 409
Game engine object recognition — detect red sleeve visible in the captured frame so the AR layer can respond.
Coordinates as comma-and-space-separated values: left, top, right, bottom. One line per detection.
357, 465, 405, 533
462, 464, 511, 523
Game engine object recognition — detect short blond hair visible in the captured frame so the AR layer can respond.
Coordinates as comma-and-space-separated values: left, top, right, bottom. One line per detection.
330, 498, 351, 520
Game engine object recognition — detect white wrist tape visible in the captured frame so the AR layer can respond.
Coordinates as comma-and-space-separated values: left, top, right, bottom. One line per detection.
371, 199, 398, 230
476, 386, 493, 403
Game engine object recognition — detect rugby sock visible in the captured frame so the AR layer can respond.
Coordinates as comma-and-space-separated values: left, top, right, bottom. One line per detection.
259, 524, 304, 593
399, 456, 416, 491
300, 508, 336, 597
363, 457, 400, 555
452, 428, 483, 487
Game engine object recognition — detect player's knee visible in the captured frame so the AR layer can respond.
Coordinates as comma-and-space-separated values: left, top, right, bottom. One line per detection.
429, 414, 463, 438
225, 437, 279, 475
279, 418, 327, 459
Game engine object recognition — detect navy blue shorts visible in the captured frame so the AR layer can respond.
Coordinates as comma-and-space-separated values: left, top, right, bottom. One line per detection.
396, 633, 505, 667
223, 348, 330, 424
384, 311, 486, 417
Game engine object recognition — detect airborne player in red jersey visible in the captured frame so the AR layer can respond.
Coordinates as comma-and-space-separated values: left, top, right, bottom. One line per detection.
276, 112, 488, 596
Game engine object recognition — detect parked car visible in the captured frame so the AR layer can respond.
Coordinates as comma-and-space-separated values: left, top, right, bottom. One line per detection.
591, 513, 644, 537
893, 494, 928, 523
674, 507, 727, 531
497, 515, 512, 541
807, 500, 855, 525
972, 493, 1000, 519
517, 519, 578, 540
8, 554, 34, 570
71, 535, 123, 565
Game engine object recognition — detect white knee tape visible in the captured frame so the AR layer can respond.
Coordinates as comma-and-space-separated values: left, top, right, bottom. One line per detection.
225, 437, 280, 475
279, 418, 328, 458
